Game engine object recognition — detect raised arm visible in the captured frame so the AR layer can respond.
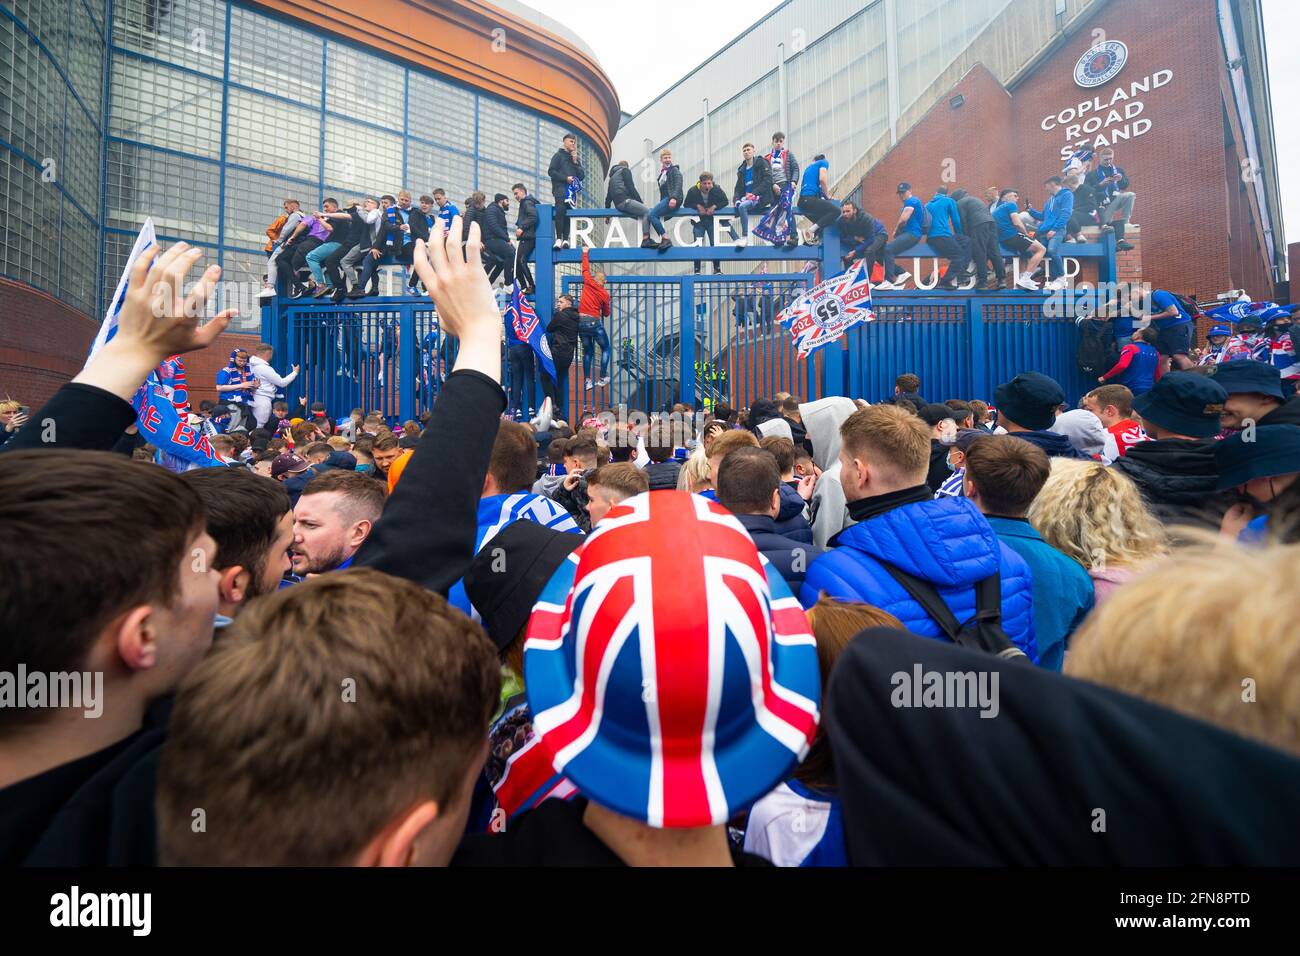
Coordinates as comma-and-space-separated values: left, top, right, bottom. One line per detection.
3, 243, 234, 453
354, 215, 505, 595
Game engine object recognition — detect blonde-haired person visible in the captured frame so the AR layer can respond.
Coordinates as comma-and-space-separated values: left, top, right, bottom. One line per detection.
677, 446, 713, 494
1067, 543, 1300, 757
1026, 458, 1167, 604
745, 596, 904, 867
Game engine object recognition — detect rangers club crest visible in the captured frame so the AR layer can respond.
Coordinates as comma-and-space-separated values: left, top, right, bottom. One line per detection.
1074, 40, 1128, 89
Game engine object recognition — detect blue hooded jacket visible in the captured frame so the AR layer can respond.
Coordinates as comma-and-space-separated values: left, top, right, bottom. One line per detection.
799, 496, 1039, 662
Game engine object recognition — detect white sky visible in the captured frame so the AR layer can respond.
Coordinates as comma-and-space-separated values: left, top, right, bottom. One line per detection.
525, 0, 1298, 245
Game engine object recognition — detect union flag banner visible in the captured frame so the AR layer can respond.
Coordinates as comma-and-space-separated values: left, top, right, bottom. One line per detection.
779, 262, 875, 359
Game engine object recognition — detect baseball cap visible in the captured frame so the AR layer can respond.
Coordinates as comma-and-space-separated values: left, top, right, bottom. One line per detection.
953, 428, 986, 453
1208, 326, 1232, 338
896, 182, 912, 194
270, 452, 310, 480
524, 491, 820, 828
1131, 372, 1228, 438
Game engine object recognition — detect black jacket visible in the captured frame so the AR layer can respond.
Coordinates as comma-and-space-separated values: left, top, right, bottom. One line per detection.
1, 382, 136, 453
462, 204, 485, 242
547, 306, 580, 354
954, 195, 994, 232
828, 626, 1300, 865
408, 207, 433, 244
643, 460, 681, 491
926, 440, 952, 493
483, 202, 511, 243
605, 165, 642, 208
838, 211, 884, 250
1008, 430, 1089, 460
735, 513, 822, 591
734, 156, 774, 204
453, 796, 771, 866
1110, 437, 1234, 528
516, 195, 539, 239
548, 147, 584, 196
684, 183, 728, 219
1260, 396, 1300, 427
655, 163, 684, 204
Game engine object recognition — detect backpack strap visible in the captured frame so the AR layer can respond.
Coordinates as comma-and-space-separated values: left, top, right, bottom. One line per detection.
974, 572, 1028, 661
876, 560, 966, 645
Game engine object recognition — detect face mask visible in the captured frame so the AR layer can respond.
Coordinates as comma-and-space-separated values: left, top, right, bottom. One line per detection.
355, 464, 373, 473
946, 454, 959, 471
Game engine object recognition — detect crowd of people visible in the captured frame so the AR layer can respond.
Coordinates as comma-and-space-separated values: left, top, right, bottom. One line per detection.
259, 133, 1139, 302
2, 212, 1299, 871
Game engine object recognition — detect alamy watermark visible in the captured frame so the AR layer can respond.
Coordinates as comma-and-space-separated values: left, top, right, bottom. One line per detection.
0, 665, 103, 718
891, 664, 1000, 718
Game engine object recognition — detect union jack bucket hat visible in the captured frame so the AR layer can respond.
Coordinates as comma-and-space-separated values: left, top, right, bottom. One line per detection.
524, 490, 820, 828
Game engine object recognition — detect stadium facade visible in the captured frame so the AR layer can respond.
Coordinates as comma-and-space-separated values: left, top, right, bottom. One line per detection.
0, 0, 618, 401
614, 0, 1284, 301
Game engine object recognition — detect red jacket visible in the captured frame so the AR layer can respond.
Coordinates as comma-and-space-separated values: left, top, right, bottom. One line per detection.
579, 248, 610, 319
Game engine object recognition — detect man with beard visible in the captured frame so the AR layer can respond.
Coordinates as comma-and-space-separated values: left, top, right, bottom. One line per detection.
291, 470, 386, 575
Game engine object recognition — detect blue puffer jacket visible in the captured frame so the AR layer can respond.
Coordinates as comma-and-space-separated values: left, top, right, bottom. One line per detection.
799, 496, 1039, 663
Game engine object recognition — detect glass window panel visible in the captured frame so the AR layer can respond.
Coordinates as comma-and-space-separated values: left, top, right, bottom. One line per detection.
60, 200, 99, 315
68, 3, 106, 120
706, 72, 779, 184
106, 141, 220, 241
226, 88, 320, 181
326, 44, 404, 128
224, 167, 319, 253
477, 160, 535, 203
113, 0, 225, 78
109, 55, 223, 158
215, 250, 265, 332
229, 6, 323, 105
61, 99, 101, 213
83, 0, 107, 34
408, 72, 474, 150
8, 0, 70, 62
406, 141, 474, 207
478, 97, 536, 173
0, 28, 65, 176
323, 116, 402, 194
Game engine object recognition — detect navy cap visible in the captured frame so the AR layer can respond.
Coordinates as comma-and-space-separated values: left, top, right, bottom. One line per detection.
1208, 326, 1232, 338
1131, 372, 1227, 438
993, 372, 1066, 431
919, 403, 957, 428
1214, 425, 1300, 491
896, 182, 912, 193
953, 428, 986, 453
1208, 360, 1285, 400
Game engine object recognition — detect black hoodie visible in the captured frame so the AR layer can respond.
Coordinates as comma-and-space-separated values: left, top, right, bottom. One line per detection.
1261, 395, 1300, 428
1111, 437, 1233, 527
827, 627, 1300, 865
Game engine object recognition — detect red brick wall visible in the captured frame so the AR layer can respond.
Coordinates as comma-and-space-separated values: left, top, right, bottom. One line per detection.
185, 332, 263, 406
857, 0, 1275, 302
0, 278, 97, 408
857, 64, 1014, 236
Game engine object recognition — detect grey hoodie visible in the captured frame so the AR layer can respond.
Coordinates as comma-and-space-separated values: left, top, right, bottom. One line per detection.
799, 397, 860, 549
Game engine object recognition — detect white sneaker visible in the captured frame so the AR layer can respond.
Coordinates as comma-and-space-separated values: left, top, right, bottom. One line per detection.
553, 239, 564, 249
1047, 277, 1068, 291
257, 287, 274, 299
893, 271, 911, 287
1015, 273, 1040, 291
596, 377, 609, 387
873, 281, 895, 291
584, 380, 594, 391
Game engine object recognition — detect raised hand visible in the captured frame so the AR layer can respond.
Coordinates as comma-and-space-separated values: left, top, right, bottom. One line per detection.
411, 217, 502, 383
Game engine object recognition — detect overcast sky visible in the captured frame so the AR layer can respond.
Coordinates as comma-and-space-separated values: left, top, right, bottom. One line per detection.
524, 0, 1298, 242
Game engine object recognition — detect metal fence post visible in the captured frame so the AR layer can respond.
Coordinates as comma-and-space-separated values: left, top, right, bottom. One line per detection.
399, 303, 415, 423
968, 298, 988, 402
680, 276, 696, 407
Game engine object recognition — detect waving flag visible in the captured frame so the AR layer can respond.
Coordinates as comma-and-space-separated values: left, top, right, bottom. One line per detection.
1062, 146, 1095, 176
754, 183, 796, 245
565, 177, 583, 207
86, 219, 225, 472
779, 262, 875, 359
505, 281, 557, 382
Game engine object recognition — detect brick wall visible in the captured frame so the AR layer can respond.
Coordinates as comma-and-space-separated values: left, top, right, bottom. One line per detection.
856, 0, 1275, 302
0, 278, 96, 407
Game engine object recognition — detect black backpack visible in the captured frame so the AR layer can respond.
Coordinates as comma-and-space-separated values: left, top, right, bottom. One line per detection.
877, 562, 1028, 662
1076, 316, 1119, 377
